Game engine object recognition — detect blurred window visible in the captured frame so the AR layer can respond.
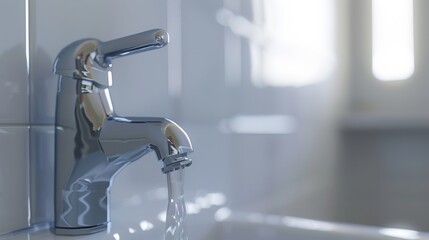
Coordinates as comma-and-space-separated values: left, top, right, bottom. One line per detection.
372, 0, 414, 81
250, 0, 336, 87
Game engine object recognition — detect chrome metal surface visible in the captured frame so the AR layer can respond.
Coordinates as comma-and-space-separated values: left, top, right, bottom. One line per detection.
98, 29, 169, 66
52, 29, 192, 235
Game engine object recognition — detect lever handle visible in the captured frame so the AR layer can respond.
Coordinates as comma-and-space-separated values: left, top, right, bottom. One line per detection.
97, 29, 169, 65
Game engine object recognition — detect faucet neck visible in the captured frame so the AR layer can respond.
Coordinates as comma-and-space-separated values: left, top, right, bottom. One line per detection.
56, 77, 113, 131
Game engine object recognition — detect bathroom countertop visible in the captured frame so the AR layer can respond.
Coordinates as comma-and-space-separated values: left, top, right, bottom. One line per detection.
3, 209, 221, 240
3, 203, 167, 240
5, 223, 165, 240
4, 208, 429, 240
1, 189, 224, 240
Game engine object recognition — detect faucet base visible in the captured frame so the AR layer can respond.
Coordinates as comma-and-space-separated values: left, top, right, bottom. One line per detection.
53, 223, 109, 236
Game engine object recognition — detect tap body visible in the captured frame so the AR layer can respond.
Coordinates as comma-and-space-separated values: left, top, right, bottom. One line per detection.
53, 29, 192, 235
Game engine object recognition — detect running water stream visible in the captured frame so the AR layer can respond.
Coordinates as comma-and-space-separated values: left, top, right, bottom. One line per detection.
165, 169, 189, 240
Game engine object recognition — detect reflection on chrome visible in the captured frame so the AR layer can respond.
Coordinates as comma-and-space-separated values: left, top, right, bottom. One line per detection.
139, 221, 154, 231
379, 228, 420, 240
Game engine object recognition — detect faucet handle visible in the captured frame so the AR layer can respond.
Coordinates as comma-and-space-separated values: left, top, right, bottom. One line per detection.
97, 29, 169, 67
54, 29, 169, 87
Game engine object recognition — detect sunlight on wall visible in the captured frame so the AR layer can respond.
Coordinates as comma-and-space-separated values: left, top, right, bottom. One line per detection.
250, 0, 336, 87
372, 0, 414, 81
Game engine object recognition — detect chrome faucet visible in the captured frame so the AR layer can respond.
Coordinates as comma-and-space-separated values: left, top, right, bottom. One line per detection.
53, 29, 193, 235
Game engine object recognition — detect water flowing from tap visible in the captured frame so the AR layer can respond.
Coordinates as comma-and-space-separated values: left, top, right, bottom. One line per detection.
165, 169, 189, 240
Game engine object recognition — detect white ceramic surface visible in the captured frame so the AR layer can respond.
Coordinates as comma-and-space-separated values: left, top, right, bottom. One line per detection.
211, 211, 429, 240
0, 0, 28, 124
29, 126, 54, 225
4, 210, 429, 240
0, 127, 29, 234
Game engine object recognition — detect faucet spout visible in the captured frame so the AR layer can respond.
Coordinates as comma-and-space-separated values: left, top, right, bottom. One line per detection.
53, 29, 192, 235
54, 113, 192, 235
100, 116, 193, 173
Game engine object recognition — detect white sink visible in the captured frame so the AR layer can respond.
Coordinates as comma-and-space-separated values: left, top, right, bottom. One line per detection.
208, 210, 429, 240
4, 208, 429, 240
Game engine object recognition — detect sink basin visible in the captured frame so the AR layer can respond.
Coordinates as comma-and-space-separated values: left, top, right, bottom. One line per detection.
208, 210, 429, 240
4, 208, 429, 240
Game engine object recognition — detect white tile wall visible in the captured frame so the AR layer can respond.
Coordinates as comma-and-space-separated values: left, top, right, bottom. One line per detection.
0, 0, 28, 124
0, 0, 30, 235
0, 127, 29, 234
29, 126, 54, 225
181, 0, 227, 122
